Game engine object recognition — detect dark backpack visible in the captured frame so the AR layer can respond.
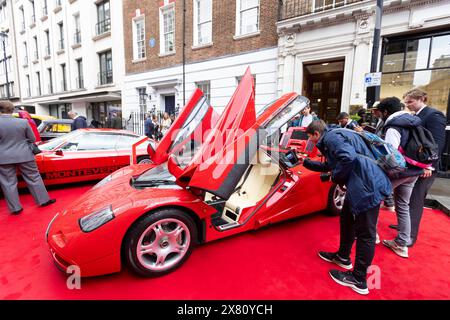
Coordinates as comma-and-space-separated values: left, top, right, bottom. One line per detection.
400, 126, 439, 169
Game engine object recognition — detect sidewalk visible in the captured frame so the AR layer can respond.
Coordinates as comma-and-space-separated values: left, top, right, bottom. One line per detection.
426, 176, 450, 216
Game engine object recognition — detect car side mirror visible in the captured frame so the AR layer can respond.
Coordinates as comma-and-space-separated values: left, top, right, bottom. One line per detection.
55, 149, 64, 156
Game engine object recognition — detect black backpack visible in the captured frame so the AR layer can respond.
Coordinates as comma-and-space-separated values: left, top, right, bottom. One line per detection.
401, 126, 439, 168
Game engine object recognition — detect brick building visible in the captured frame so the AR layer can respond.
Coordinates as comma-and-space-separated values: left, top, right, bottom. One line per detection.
122, 0, 279, 133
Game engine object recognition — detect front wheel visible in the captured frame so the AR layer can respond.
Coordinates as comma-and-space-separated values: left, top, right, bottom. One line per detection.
326, 184, 346, 216
123, 209, 197, 277
137, 156, 152, 164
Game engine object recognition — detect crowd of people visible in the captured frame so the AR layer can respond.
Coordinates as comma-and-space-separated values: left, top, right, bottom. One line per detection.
302, 88, 446, 295
144, 112, 175, 140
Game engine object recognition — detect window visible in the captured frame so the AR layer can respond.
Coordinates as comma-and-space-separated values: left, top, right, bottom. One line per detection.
74, 14, 81, 44
44, 30, 50, 56
96, 0, 111, 35
33, 36, 39, 60
116, 134, 140, 149
23, 42, 28, 65
76, 59, 83, 88
381, 32, 450, 116
43, 0, 48, 16
98, 50, 113, 85
193, 0, 212, 46
58, 22, 64, 50
61, 63, 67, 91
30, 0, 36, 23
313, 0, 347, 13
133, 18, 146, 60
36, 72, 41, 95
236, 0, 259, 36
64, 133, 118, 151
19, 6, 25, 32
55, 0, 62, 7
137, 87, 147, 112
26, 75, 31, 97
160, 5, 175, 54
196, 81, 211, 104
48, 67, 53, 94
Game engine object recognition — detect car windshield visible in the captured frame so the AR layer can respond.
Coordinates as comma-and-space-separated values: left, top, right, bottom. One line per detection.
133, 162, 177, 187
38, 130, 80, 151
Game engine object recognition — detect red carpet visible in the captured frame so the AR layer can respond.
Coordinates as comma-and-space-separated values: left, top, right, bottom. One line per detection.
1, 183, 449, 300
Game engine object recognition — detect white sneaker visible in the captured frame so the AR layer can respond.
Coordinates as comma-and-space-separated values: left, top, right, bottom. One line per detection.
382, 239, 408, 258
376, 233, 380, 245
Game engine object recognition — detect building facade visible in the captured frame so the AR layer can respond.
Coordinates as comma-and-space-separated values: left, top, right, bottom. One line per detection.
278, 0, 450, 123
122, 0, 279, 134
0, 0, 21, 103
11, 0, 125, 127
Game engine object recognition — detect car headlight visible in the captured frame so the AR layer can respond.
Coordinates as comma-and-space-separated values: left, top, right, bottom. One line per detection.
79, 206, 115, 233
92, 174, 113, 190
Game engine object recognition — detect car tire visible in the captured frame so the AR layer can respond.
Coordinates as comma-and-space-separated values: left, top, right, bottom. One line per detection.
123, 208, 197, 277
326, 184, 346, 216
137, 156, 152, 164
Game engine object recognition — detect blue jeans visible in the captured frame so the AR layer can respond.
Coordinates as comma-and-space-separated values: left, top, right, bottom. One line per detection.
391, 176, 419, 247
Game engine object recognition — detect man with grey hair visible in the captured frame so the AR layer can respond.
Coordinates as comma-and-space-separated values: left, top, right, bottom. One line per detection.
68, 111, 87, 131
0, 100, 55, 214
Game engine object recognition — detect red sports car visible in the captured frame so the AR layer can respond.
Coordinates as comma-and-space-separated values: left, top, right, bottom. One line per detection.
29, 129, 153, 186
46, 69, 345, 277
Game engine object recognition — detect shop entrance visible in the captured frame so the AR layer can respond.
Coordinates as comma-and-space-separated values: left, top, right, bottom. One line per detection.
303, 60, 344, 124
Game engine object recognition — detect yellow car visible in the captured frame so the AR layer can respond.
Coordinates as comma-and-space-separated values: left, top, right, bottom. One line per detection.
12, 113, 56, 127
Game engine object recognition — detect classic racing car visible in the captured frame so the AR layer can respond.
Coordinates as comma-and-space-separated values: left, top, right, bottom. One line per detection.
29, 129, 153, 186
46, 69, 345, 277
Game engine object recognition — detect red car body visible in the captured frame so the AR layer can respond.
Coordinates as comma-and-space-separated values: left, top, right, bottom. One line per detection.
47, 69, 343, 277
25, 129, 151, 186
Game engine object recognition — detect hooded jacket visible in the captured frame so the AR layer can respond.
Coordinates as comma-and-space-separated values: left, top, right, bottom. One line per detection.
305, 127, 392, 215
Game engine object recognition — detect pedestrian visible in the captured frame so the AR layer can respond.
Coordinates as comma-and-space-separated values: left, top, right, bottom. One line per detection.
18, 110, 41, 143
400, 89, 446, 247
298, 104, 319, 127
375, 97, 424, 258
111, 112, 123, 129
302, 120, 392, 295
68, 111, 87, 131
336, 112, 360, 131
160, 112, 172, 136
144, 113, 155, 139
0, 101, 56, 215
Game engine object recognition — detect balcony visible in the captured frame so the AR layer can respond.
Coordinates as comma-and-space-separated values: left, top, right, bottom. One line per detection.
76, 76, 84, 89
98, 70, 113, 86
278, 0, 363, 21
96, 18, 111, 36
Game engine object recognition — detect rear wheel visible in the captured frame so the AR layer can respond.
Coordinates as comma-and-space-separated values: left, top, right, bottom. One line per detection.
123, 208, 197, 277
326, 184, 346, 216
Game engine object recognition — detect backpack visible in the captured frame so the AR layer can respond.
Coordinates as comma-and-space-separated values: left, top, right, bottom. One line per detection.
399, 126, 439, 169
357, 130, 407, 178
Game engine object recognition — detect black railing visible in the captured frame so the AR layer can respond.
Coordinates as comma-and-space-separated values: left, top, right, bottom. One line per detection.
74, 30, 81, 44
98, 70, 113, 85
96, 18, 111, 35
76, 76, 84, 89
278, 0, 363, 21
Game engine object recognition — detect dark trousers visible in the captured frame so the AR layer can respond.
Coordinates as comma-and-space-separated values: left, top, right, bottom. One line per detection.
338, 199, 380, 282
409, 174, 436, 245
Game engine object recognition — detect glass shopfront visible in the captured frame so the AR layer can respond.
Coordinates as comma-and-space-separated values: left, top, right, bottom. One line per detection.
381, 30, 450, 117
87, 101, 122, 128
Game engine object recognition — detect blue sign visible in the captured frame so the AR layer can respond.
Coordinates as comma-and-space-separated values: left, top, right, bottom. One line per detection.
149, 38, 156, 48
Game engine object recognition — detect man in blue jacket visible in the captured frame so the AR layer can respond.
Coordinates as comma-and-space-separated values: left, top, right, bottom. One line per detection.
303, 120, 392, 295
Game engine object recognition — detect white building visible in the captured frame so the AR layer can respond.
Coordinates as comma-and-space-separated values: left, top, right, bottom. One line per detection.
12, 0, 125, 127
0, 0, 20, 102
277, 0, 450, 123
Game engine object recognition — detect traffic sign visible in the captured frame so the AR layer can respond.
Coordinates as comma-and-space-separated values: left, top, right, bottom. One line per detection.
364, 72, 382, 87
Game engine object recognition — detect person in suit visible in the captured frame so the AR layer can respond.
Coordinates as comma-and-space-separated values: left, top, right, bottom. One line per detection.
0, 101, 56, 215
402, 88, 446, 246
68, 111, 87, 131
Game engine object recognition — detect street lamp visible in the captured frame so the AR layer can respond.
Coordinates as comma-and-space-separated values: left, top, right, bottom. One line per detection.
0, 30, 10, 99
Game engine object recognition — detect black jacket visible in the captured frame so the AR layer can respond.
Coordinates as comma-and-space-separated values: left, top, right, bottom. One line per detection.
416, 106, 446, 162
71, 116, 88, 131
